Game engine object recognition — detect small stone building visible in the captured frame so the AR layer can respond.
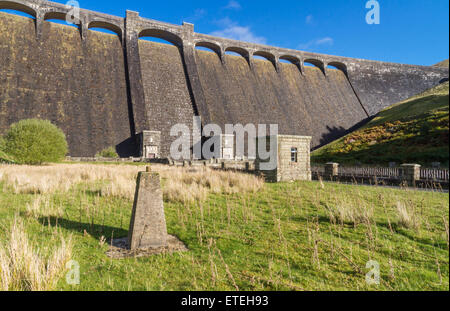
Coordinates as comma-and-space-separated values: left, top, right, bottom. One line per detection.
138, 131, 161, 159
256, 135, 312, 182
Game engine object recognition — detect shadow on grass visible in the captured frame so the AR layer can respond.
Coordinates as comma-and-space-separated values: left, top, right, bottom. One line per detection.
377, 221, 448, 250
38, 216, 128, 240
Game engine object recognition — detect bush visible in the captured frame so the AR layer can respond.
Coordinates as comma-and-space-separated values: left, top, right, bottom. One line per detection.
0, 137, 13, 163
4, 119, 68, 165
0, 149, 15, 164
96, 146, 119, 158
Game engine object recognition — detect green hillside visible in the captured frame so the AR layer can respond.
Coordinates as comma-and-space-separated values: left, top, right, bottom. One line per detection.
312, 82, 449, 166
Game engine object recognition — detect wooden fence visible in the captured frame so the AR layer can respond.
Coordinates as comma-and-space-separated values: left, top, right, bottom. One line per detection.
420, 168, 450, 182
312, 165, 449, 182
338, 167, 401, 179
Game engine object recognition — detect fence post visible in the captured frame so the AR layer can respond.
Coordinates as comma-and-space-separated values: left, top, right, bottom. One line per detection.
401, 164, 421, 187
325, 163, 339, 180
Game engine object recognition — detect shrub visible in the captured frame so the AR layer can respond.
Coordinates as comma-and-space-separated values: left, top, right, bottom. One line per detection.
0, 137, 15, 164
0, 150, 15, 164
3, 119, 68, 165
95, 146, 119, 158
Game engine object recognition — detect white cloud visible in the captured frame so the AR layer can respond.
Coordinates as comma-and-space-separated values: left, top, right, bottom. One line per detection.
225, 0, 241, 10
184, 8, 207, 22
315, 37, 334, 45
298, 37, 334, 50
211, 18, 267, 44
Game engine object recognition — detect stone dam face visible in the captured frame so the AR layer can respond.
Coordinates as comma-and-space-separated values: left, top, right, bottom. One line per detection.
0, 0, 448, 157
0, 12, 131, 157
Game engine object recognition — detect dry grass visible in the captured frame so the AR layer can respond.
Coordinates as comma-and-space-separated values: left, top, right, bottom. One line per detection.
0, 164, 265, 203
396, 201, 421, 230
25, 195, 64, 219
325, 201, 374, 227
0, 217, 72, 291
161, 166, 264, 203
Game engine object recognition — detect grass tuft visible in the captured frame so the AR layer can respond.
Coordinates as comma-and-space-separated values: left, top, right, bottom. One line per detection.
0, 217, 72, 291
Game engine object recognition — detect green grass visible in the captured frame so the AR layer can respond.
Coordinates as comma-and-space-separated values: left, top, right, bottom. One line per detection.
312, 82, 449, 166
0, 172, 448, 291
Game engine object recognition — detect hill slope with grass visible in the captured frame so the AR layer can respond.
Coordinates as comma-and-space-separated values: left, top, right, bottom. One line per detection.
435, 59, 449, 68
312, 82, 449, 166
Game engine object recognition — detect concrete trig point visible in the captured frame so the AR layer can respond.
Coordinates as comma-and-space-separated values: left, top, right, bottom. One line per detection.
128, 166, 168, 250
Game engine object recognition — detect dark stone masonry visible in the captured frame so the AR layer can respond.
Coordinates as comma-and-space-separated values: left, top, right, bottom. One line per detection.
1, 0, 448, 157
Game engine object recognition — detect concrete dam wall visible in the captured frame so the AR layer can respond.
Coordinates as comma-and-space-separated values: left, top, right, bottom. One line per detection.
0, 0, 448, 158
0, 12, 131, 157
195, 50, 367, 148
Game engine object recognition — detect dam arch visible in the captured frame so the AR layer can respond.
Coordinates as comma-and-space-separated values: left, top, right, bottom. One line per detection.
88, 20, 123, 41
224, 46, 251, 68
194, 41, 222, 61
279, 55, 302, 74
304, 58, 326, 76
42, 10, 81, 40
43, 10, 80, 27
327, 61, 348, 76
0, 0, 35, 17
252, 51, 278, 72
138, 28, 182, 47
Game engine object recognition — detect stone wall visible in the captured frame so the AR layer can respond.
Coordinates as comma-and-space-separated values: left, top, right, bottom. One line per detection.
0, 12, 132, 157
139, 41, 196, 158
195, 50, 368, 149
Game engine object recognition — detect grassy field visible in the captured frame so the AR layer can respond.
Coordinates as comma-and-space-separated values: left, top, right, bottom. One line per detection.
312, 82, 449, 166
0, 163, 448, 291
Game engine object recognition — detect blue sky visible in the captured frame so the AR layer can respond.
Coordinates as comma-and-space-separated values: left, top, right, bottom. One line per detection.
3, 0, 449, 65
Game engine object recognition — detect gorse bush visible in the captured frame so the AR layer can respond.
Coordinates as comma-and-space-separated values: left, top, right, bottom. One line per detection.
3, 119, 68, 165
96, 146, 119, 158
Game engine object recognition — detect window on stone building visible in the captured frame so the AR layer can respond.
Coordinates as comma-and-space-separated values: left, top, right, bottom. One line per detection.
291, 148, 298, 163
